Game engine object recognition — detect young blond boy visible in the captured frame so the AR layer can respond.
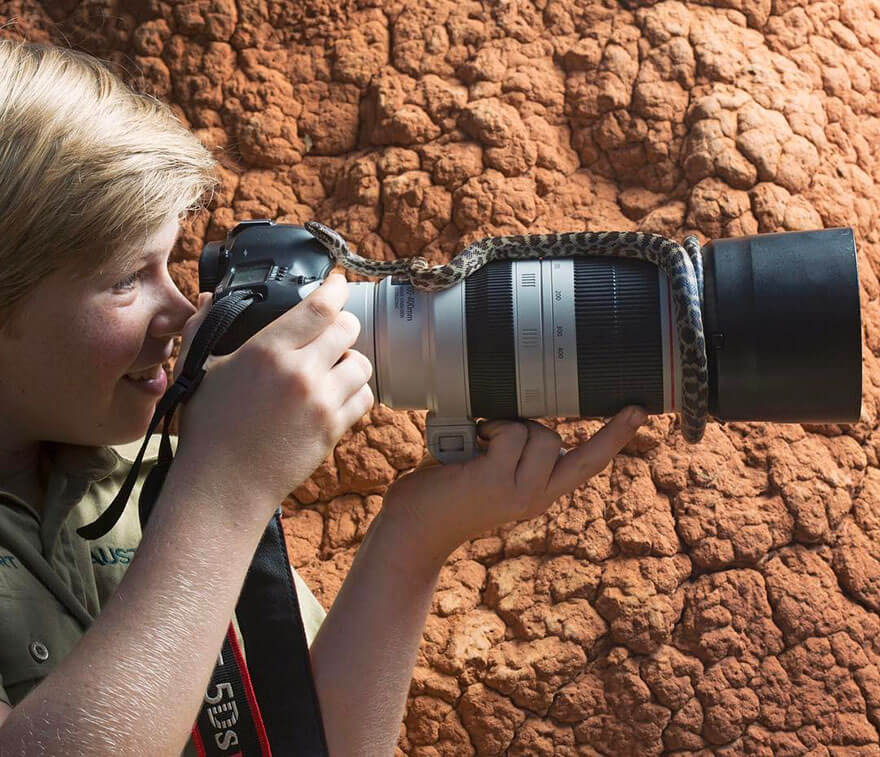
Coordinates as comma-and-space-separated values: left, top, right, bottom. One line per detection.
0, 39, 646, 755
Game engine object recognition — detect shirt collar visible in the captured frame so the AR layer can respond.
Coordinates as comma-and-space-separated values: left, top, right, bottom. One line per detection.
0, 440, 123, 561
0, 441, 121, 520
41, 442, 123, 555
43, 441, 120, 484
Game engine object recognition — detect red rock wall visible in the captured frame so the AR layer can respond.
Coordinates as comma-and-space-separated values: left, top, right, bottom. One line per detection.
4, 0, 880, 753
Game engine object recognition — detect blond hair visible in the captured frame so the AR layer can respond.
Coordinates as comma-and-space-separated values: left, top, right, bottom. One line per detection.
0, 38, 220, 336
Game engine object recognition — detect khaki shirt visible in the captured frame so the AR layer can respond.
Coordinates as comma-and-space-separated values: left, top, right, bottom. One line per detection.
0, 433, 327, 754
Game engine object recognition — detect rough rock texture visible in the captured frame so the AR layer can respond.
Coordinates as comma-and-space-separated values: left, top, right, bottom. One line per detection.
4, 0, 880, 753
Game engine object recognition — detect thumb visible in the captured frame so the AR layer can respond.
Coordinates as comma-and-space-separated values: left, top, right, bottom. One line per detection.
543, 405, 648, 499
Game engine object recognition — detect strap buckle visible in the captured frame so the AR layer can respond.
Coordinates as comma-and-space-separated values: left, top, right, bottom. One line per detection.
175, 367, 207, 405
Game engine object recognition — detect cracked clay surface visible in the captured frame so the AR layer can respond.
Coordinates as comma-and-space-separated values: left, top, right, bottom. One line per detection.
4, 0, 880, 753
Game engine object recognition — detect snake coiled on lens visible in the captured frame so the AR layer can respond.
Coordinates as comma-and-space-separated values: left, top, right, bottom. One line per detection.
305, 220, 708, 443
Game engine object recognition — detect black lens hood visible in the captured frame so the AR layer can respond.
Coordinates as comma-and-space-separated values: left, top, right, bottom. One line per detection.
701, 228, 861, 424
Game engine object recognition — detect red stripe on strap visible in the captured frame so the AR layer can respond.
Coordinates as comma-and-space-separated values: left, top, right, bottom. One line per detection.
667, 274, 676, 412
191, 723, 207, 757
226, 622, 273, 756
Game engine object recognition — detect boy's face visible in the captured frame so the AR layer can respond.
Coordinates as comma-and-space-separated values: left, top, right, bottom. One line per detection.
0, 214, 197, 447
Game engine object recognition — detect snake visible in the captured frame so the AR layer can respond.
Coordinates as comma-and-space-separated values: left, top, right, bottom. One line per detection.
304, 220, 708, 444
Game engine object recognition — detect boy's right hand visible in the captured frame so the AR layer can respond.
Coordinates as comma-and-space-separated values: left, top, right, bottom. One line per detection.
172, 271, 374, 512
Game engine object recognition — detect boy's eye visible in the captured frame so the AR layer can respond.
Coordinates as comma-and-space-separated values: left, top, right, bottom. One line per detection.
114, 269, 142, 291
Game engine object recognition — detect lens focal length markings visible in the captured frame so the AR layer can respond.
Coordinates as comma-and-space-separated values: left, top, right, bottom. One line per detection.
549, 259, 579, 418
513, 258, 580, 420
512, 260, 544, 419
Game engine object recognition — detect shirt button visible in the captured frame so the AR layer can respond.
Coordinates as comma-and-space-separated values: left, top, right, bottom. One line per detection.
29, 641, 49, 663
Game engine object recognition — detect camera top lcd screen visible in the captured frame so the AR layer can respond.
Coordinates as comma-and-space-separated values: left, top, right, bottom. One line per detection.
231, 264, 272, 286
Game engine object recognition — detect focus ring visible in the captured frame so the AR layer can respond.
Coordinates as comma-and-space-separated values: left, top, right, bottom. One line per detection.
465, 261, 518, 419
575, 257, 664, 417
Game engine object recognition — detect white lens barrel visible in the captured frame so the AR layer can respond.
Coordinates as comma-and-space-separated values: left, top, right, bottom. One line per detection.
341, 261, 679, 419
341, 281, 380, 399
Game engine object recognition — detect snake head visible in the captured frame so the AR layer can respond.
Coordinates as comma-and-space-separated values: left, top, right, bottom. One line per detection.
304, 220, 346, 254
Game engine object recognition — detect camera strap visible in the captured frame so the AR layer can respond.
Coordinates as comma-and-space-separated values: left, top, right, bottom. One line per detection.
77, 288, 330, 757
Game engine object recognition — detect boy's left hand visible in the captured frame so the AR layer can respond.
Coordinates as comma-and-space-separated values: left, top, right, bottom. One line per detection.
381, 405, 648, 566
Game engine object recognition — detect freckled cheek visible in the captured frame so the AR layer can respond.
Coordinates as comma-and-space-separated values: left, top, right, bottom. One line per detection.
78, 323, 143, 386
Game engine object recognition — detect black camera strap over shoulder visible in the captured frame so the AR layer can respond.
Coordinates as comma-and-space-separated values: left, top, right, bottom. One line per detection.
77, 289, 330, 757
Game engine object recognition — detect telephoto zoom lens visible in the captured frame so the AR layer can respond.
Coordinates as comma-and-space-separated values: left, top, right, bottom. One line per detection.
342, 228, 861, 428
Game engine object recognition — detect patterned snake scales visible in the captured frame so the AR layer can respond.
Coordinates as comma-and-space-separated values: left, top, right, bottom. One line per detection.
304, 220, 708, 444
